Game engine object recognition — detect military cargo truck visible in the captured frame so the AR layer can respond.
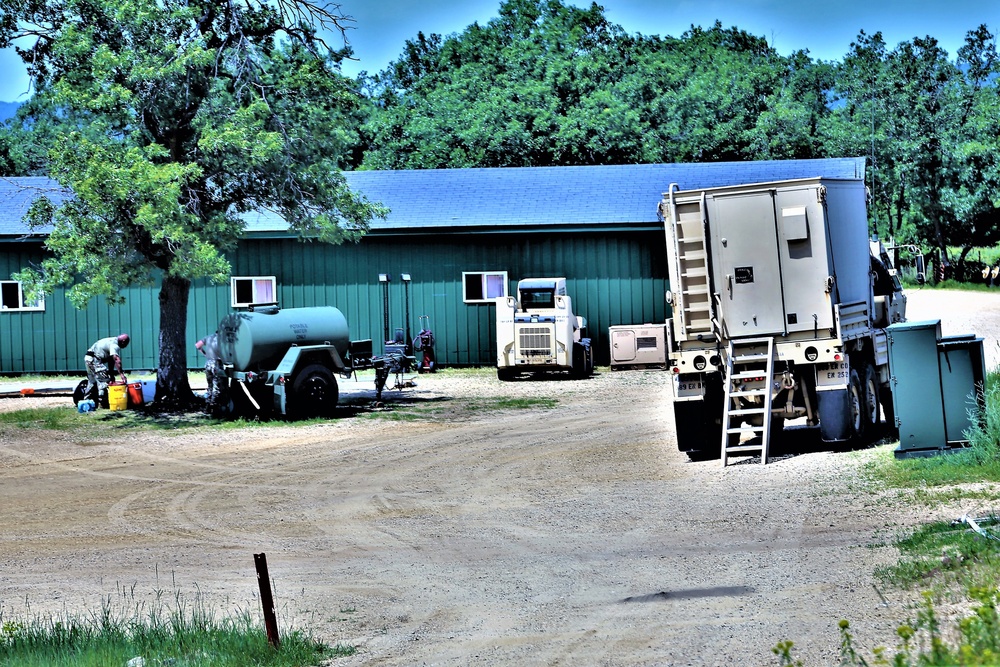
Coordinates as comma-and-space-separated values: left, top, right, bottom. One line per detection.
659, 178, 906, 463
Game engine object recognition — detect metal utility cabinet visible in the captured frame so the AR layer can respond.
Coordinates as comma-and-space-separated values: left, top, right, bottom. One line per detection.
886, 319, 986, 457
661, 177, 907, 464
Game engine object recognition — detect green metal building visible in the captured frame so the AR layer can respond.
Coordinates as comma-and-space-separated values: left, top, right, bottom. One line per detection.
0, 158, 865, 375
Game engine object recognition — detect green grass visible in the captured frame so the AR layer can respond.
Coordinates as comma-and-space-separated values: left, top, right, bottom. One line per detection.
861, 373, 1000, 489
874, 518, 1000, 591
467, 396, 558, 411
0, 407, 218, 432
0, 591, 353, 667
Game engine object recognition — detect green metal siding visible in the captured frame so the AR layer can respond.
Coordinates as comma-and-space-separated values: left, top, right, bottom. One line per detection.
226, 231, 667, 367
1, 230, 668, 374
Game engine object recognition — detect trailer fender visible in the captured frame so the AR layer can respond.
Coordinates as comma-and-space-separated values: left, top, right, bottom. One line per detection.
271, 345, 347, 416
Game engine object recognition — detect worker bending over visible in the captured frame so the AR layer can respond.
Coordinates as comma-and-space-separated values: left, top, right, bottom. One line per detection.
84, 333, 130, 405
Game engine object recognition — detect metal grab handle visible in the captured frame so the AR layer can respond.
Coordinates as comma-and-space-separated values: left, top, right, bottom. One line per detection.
726, 274, 733, 299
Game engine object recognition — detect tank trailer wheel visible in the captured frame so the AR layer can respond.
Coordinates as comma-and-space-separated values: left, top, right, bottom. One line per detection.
290, 364, 339, 419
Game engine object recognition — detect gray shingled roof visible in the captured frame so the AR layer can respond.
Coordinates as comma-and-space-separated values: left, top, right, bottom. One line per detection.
1, 158, 866, 236
0, 177, 71, 236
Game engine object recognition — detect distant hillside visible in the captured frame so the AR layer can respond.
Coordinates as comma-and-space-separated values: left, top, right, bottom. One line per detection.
0, 101, 21, 121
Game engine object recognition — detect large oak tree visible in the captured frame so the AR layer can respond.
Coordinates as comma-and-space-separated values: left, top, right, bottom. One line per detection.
0, 0, 386, 406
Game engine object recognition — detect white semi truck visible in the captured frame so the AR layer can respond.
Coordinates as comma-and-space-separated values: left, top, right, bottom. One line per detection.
496, 277, 594, 380
659, 177, 907, 463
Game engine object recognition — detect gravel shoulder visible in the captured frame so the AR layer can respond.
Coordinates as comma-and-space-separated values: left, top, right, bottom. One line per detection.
1, 288, 998, 666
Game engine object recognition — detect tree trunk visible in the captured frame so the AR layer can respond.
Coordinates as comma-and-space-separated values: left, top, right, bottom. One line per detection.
156, 274, 196, 409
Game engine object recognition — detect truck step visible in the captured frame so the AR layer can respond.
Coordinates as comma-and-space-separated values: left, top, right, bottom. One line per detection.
733, 353, 770, 362
729, 389, 767, 398
731, 371, 768, 380
725, 444, 766, 454
727, 425, 764, 434
730, 408, 767, 417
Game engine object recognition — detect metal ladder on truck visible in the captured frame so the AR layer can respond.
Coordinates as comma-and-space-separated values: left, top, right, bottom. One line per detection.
721, 337, 776, 466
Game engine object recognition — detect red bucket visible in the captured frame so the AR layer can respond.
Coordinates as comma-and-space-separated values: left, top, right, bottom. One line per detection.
127, 382, 144, 407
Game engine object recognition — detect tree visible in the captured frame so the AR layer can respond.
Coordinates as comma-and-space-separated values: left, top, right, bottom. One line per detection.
0, 0, 387, 407
823, 27, 1000, 278
359, 2, 826, 169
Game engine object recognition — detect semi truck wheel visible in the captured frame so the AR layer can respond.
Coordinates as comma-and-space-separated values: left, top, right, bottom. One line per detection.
290, 364, 339, 419
497, 367, 518, 382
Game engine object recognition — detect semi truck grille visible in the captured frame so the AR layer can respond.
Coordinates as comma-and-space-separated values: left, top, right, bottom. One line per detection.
518, 326, 552, 356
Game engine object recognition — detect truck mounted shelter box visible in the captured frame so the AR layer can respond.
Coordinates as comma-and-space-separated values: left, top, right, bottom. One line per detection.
886, 319, 986, 457
666, 178, 871, 343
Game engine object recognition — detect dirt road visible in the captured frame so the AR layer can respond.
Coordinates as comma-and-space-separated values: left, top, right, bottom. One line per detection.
1, 288, 997, 666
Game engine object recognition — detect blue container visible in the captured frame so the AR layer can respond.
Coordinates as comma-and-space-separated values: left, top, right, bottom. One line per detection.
77, 399, 96, 413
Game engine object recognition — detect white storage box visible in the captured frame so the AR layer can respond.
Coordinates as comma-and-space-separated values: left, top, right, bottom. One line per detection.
609, 324, 667, 369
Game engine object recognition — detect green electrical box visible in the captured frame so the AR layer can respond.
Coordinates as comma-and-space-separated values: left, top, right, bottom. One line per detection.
886, 320, 985, 458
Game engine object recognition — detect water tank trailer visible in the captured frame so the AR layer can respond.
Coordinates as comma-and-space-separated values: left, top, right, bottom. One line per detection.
217, 304, 410, 419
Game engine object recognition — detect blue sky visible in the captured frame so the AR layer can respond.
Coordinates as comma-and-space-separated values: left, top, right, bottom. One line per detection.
1, 0, 997, 101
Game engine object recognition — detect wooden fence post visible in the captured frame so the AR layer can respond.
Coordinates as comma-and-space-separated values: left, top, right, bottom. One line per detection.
254, 552, 281, 648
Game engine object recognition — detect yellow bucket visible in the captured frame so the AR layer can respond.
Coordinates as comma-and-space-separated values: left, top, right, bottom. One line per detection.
107, 383, 128, 411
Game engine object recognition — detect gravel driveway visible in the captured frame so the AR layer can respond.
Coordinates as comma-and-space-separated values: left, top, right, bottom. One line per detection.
0, 287, 997, 666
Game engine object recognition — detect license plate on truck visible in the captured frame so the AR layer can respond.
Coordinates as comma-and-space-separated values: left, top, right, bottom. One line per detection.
816, 360, 850, 387
674, 377, 704, 397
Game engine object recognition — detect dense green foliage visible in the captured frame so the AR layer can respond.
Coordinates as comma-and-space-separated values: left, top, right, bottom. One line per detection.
358, 2, 832, 168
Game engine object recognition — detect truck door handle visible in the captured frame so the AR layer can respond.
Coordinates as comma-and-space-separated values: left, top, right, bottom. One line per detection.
726, 274, 733, 299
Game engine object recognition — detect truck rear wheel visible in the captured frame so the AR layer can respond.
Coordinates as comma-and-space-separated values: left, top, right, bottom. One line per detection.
847, 367, 866, 443
861, 363, 880, 434
290, 364, 339, 419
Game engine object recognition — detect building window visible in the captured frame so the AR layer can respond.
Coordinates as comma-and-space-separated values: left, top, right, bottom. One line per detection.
0, 281, 44, 312
231, 276, 277, 308
463, 271, 508, 303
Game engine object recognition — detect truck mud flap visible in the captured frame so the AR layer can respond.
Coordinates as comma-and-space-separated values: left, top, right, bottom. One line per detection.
673, 398, 722, 456
816, 387, 850, 442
